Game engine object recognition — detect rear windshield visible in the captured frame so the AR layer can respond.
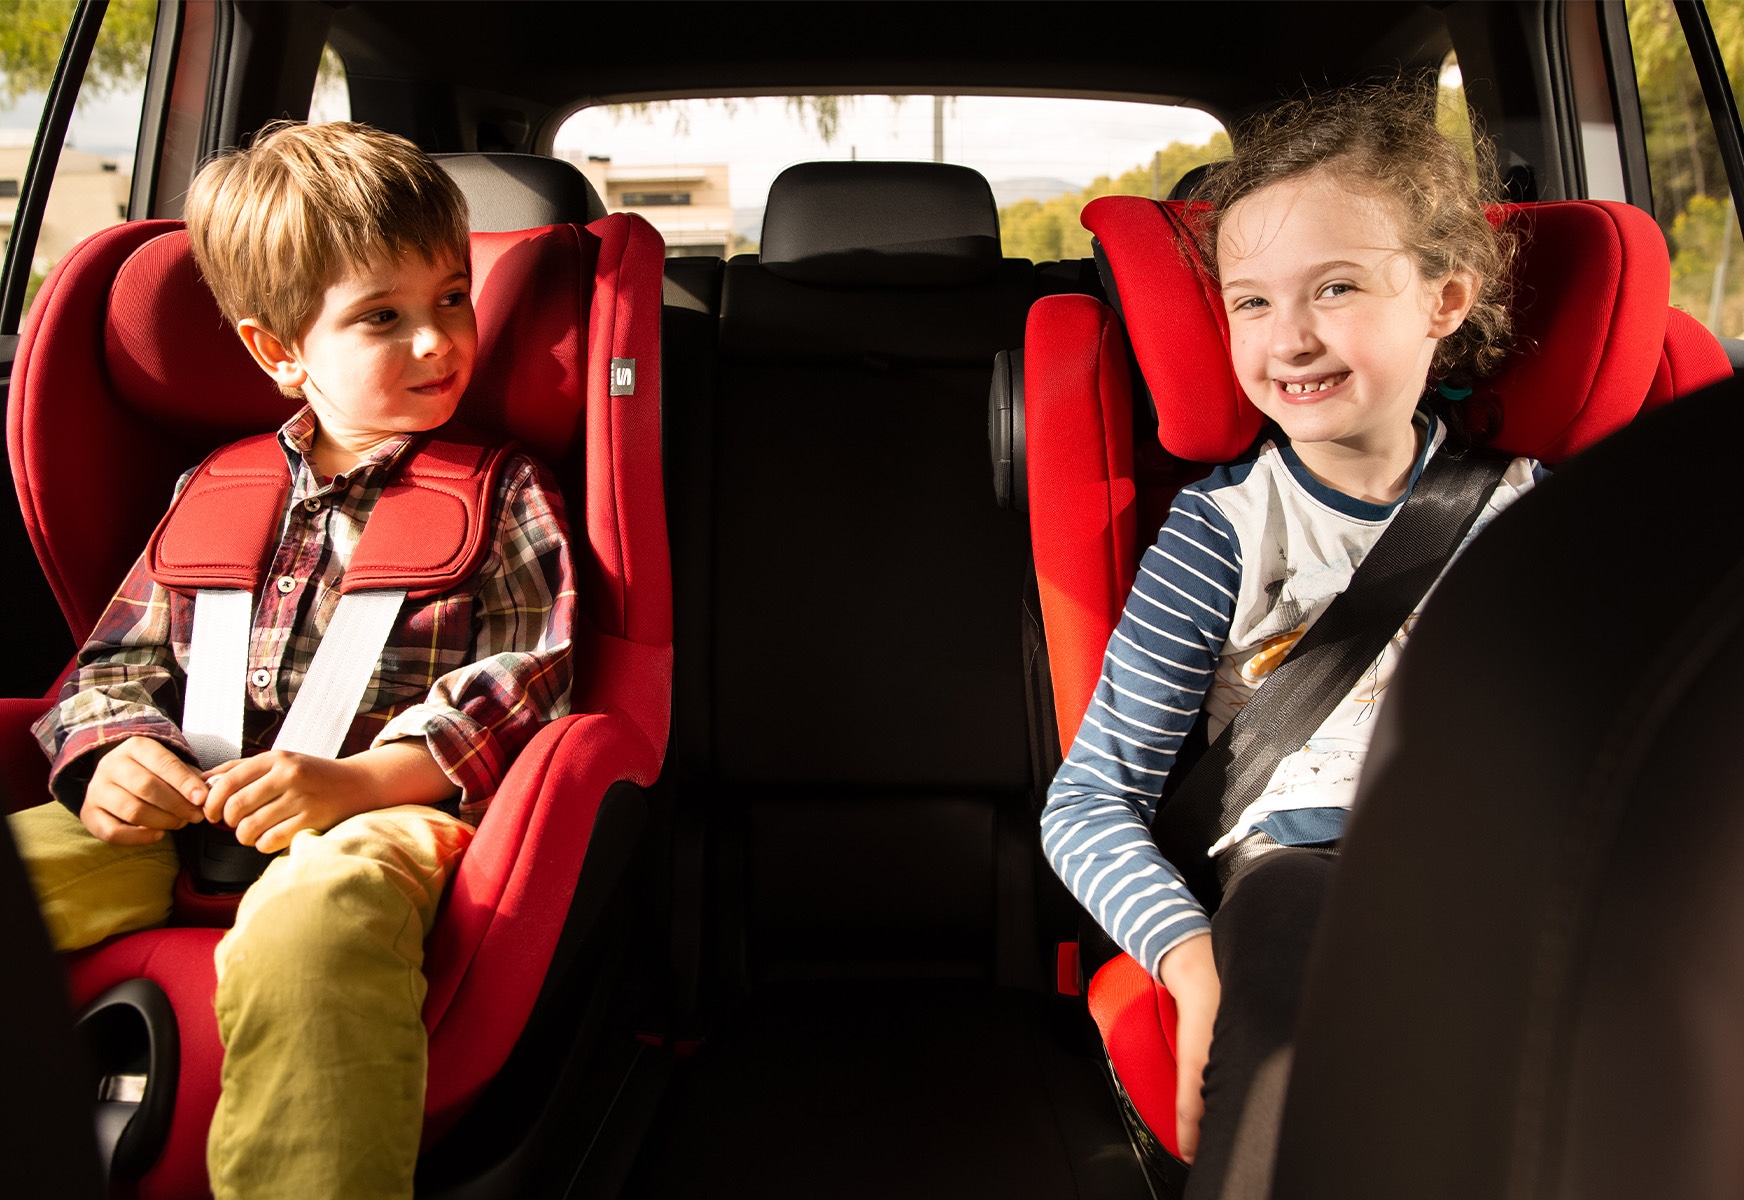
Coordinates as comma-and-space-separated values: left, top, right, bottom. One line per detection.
553, 95, 1228, 260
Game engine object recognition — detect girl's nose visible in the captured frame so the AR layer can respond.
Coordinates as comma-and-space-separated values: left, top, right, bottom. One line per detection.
1271, 309, 1321, 361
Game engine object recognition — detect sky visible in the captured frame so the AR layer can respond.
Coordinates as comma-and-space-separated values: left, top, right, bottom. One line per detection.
553, 95, 1226, 209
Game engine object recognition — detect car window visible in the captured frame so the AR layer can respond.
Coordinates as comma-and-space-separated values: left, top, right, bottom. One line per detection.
310, 44, 350, 124
1, 0, 155, 321
1628, 0, 1744, 339
553, 95, 1227, 261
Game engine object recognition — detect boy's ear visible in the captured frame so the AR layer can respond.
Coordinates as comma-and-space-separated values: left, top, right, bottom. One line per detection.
235, 319, 308, 390
1427, 270, 1479, 337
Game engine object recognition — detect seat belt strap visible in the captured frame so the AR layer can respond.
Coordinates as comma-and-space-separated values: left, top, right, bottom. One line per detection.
272, 589, 408, 759
181, 589, 254, 770
1153, 449, 1511, 905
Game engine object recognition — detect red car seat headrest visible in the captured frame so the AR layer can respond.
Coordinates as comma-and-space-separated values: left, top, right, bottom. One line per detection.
759, 160, 1003, 287
1080, 195, 1682, 465
98, 225, 602, 467
104, 230, 295, 441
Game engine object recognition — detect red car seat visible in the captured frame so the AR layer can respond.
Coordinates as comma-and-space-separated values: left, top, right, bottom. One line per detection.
3, 210, 670, 1196
1020, 195, 1732, 1166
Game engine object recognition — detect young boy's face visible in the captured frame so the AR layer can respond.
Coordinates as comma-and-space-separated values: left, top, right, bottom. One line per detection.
241, 250, 476, 468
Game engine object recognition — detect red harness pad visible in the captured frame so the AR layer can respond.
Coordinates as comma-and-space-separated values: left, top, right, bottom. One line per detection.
146, 428, 514, 600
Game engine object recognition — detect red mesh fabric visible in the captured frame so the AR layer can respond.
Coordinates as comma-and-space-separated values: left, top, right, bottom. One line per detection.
1024, 293, 1140, 752
1086, 953, 1182, 1158
1645, 306, 1734, 412
0, 697, 51, 815
1080, 197, 1257, 463
67, 930, 225, 1200
1481, 202, 1666, 459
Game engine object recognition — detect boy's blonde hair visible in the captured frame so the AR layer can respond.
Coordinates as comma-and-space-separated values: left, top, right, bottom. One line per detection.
185, 121, 470, 345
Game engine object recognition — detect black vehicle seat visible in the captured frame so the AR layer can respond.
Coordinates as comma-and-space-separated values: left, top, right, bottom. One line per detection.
433, 151, 608, 230
634, 157, 1153, 1200
1273, 369, 1744, 1200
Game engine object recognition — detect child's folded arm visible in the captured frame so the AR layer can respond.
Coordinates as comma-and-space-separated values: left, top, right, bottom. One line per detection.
1040, 488, 1242, 979
33, 554, 199, 813
371, 453, 578, 816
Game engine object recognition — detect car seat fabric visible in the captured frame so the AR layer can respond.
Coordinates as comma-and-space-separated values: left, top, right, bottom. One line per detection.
1272, 371, 1744, 1200
434, 151, 609, 231
4, 213, 670, 1196
1024, 195, 1731, 1160
685, 160, 1038, 982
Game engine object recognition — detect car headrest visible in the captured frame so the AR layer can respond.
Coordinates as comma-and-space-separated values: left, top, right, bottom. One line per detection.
434, 152, 608, 231
759, 161, 1003, 287
1080, 196, 1685, 465
100, 226, 597, 460
104, 230, 296, 441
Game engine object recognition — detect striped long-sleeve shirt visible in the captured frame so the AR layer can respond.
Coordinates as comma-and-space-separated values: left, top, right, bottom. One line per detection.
35, 405, 577, 820
1041, 415, 1541, 978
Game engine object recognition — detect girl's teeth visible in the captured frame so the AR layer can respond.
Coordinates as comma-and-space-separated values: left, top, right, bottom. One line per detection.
1282, 377, 1343, 394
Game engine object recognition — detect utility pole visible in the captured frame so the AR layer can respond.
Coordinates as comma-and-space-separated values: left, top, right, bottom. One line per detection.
933, 95, 945, 162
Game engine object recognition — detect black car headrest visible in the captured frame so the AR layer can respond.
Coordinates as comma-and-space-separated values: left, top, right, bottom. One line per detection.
759, 161, 1002, 287
1167, 162, 1217, 202
434, 152, 608, 231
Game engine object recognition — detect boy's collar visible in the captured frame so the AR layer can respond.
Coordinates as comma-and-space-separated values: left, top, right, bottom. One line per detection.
276, 404, 421, 495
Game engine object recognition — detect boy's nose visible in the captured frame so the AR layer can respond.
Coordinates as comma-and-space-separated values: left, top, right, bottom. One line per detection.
412, 322, 452, 357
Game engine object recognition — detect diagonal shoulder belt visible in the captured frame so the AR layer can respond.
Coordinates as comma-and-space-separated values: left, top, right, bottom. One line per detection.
145, 429, 515, 768
1153, 448, 1511, 907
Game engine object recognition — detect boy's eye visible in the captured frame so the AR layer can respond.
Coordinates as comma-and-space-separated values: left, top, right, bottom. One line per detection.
440, 289, 472, 308
364, 308, 398, 326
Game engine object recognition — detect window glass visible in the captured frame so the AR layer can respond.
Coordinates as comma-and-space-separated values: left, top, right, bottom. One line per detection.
309, 44, 350, 124
554, 95, 1227, 261
1, 0, 155, 319
1628, 0, 1744, 338
1436, 51, 1479, 182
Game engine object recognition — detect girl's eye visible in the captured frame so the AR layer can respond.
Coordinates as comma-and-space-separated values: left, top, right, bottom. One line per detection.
1231, 296, 1268, 313
1320, 282, 1355, 299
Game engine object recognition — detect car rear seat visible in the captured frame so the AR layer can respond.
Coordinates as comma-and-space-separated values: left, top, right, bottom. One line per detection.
662, 160, 1063, 990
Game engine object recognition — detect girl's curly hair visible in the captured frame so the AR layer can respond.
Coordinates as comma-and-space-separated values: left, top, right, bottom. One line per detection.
1195, 77, 1517, 391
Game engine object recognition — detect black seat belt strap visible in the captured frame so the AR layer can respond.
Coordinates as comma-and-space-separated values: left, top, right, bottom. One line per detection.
1153, 449, 1511, 905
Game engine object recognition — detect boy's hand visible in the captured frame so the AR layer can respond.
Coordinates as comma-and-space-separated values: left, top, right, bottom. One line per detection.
82, 736, 209, 844
203, 742, 458, 853
1159, 932, 1221, 1165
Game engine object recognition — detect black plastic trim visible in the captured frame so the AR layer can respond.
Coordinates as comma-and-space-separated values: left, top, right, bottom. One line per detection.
129, 0, 183, 219
1675, 0, 1744, 217
76, 978, 179, 1185
1595, 0, 1654, 210
0, 0, 107, 334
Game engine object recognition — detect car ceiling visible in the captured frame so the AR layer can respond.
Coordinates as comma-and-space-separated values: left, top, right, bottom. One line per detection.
324, 0, 1462, 128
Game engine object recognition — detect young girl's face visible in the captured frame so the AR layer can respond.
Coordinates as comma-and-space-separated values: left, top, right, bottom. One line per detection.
1217, 169, 1474, 461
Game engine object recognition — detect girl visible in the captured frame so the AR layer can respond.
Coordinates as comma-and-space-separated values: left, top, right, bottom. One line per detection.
1040, 83, 1541, 1197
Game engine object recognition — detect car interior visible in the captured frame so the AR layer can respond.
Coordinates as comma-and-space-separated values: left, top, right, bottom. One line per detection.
1, 2, 1741, 1198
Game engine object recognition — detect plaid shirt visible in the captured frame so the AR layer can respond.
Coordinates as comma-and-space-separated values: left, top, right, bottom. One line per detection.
36, 406, 577, 819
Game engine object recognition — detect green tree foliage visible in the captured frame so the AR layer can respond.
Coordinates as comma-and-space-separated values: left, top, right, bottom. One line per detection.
0, 0, 157, 106
1629, 0, 1744, 333
998, 132, 1231, 262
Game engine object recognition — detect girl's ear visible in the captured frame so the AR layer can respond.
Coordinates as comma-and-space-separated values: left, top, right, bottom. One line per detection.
235, 319, 308, 390
1428, 270, 1479, 338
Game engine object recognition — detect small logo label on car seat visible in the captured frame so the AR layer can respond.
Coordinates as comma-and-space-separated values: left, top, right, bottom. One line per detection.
610, 358, 636, 396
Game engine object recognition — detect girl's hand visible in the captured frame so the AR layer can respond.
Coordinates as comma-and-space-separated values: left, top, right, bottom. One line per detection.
201, 741, 458, 853
82, 736, 209, 844
1160, 932, 1222, 1164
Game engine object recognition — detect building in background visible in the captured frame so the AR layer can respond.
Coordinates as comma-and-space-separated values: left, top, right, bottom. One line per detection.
0, 132, 131, 275
567, 154, 732, 258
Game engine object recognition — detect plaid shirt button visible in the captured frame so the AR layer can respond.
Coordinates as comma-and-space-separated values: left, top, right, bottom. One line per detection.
276, 576, 296, 594
250, 669, 272, 688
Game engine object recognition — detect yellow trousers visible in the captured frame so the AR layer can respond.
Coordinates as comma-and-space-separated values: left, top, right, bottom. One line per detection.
9, 801, 473, 1200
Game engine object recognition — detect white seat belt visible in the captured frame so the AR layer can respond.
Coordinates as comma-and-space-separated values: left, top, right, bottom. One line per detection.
181, 587, 407, 766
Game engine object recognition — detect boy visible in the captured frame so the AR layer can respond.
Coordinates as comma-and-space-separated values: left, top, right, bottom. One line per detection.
10, 121, 576, 1199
